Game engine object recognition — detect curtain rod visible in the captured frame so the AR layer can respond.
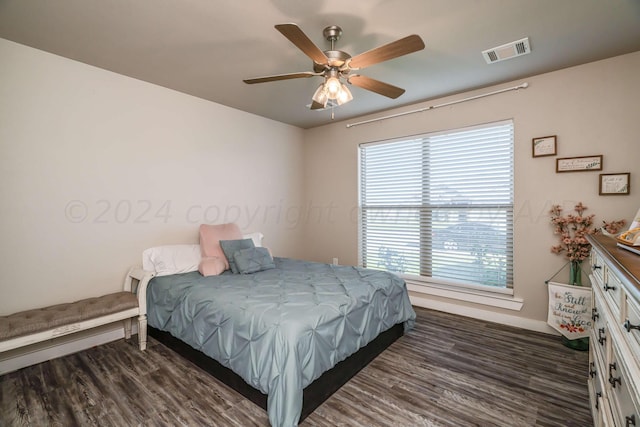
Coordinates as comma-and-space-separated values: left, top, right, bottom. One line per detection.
346, 82, 529, 128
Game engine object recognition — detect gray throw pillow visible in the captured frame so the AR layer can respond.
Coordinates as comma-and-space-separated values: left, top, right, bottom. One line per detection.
219, 238, 255, 273
233, 247, 275, 274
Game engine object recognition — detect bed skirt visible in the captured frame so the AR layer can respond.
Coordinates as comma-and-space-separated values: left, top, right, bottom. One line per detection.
148, 322, 404, 423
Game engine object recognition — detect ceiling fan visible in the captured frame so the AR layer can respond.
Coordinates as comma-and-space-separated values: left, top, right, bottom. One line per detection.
243, 24, 425, 110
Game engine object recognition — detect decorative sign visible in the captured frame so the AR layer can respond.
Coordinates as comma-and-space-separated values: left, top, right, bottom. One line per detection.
547, 281, 592, 339
556, 155, 603, 172
599, 172, 630, 195
532, 135, 557, 157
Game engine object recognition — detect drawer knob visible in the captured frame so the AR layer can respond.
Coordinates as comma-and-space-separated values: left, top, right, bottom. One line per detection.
609, 375, 622, 388
627, 415, 636, 427
603, 283, 617, 292
624, 319, 640, 332
609, 363, 621, 388
592, 264, 602, 270
592, 308, 599, 322
598, 328, 606, 345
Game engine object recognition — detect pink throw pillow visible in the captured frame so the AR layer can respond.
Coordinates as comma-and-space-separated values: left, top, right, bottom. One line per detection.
198, 256, 226, 277
199, 223, 242, 270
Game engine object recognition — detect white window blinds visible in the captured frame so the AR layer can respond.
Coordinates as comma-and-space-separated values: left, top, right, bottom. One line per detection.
359, 120, 514, 288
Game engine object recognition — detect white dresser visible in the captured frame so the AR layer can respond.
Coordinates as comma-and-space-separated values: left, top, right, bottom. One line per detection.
588, 234, 640, 426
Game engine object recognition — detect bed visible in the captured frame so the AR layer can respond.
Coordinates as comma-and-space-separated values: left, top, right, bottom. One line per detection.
141, 228, 415, 427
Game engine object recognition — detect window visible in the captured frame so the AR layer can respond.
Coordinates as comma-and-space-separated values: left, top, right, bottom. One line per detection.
359, 120, 514, 289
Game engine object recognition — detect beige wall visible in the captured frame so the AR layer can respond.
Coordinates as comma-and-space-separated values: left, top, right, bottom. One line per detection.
301, 51, 640, 325
1, 35, 638, 330
0, 39, 305, 314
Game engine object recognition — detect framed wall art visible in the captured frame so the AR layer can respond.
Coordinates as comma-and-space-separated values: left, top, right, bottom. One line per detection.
532, 135, 557, 157
599, 173, 630, 195
556, 155, 603, 172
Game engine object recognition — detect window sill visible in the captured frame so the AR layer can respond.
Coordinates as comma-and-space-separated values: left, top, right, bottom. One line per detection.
404, 277, 524, 311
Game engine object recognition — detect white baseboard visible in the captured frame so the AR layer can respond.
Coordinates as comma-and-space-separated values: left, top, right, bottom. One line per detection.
0, 324, 138, 375
410, 294, 557, 335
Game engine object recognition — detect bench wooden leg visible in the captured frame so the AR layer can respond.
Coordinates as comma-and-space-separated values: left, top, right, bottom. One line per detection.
123, 318, 132, 340
138, 315, 147, 351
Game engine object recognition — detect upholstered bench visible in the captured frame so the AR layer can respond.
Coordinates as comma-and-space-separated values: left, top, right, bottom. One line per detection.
0, 267, 155, 353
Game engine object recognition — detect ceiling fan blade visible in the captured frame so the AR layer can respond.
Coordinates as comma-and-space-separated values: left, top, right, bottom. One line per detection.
348, 35, 425, 70
243, 72, 319, 84
349, 75, 406, 99
275, 23, 329, 65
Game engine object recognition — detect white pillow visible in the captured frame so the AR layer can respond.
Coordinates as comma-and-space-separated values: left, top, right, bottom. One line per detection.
142, 244, 201, 276
243, 232, 264, 247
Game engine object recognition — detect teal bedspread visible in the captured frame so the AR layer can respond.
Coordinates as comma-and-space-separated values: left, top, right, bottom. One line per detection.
146, 257, 415, 427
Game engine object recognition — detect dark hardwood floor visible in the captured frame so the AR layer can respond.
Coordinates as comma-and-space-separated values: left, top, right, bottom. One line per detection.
0, 307, 592, 426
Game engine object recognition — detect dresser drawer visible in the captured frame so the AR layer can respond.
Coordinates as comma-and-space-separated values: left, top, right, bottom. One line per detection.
623, 294, 640, 368
591, 249, 606, 285
589, 342, 608, 427
588, 373, 607, 426
608, 342, 640, 427
592, 289, 608, 334
603, 267, 623, 318
600, 398, 616, 427
592, 291, 610, 361
589, 340, 604, 387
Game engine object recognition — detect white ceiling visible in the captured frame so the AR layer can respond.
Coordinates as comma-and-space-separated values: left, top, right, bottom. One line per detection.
1, 0, 639, 129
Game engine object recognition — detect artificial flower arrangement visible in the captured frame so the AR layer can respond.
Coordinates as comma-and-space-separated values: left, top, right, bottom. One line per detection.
549, 202, 626, 285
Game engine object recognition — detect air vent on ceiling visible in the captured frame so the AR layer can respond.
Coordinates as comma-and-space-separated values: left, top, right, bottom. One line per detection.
482, 37, 531, 64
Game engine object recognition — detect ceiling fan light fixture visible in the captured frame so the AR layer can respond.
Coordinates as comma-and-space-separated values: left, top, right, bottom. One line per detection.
312, 84, 329, 107
336, 83, 353, 105
325, 76, 342, 98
